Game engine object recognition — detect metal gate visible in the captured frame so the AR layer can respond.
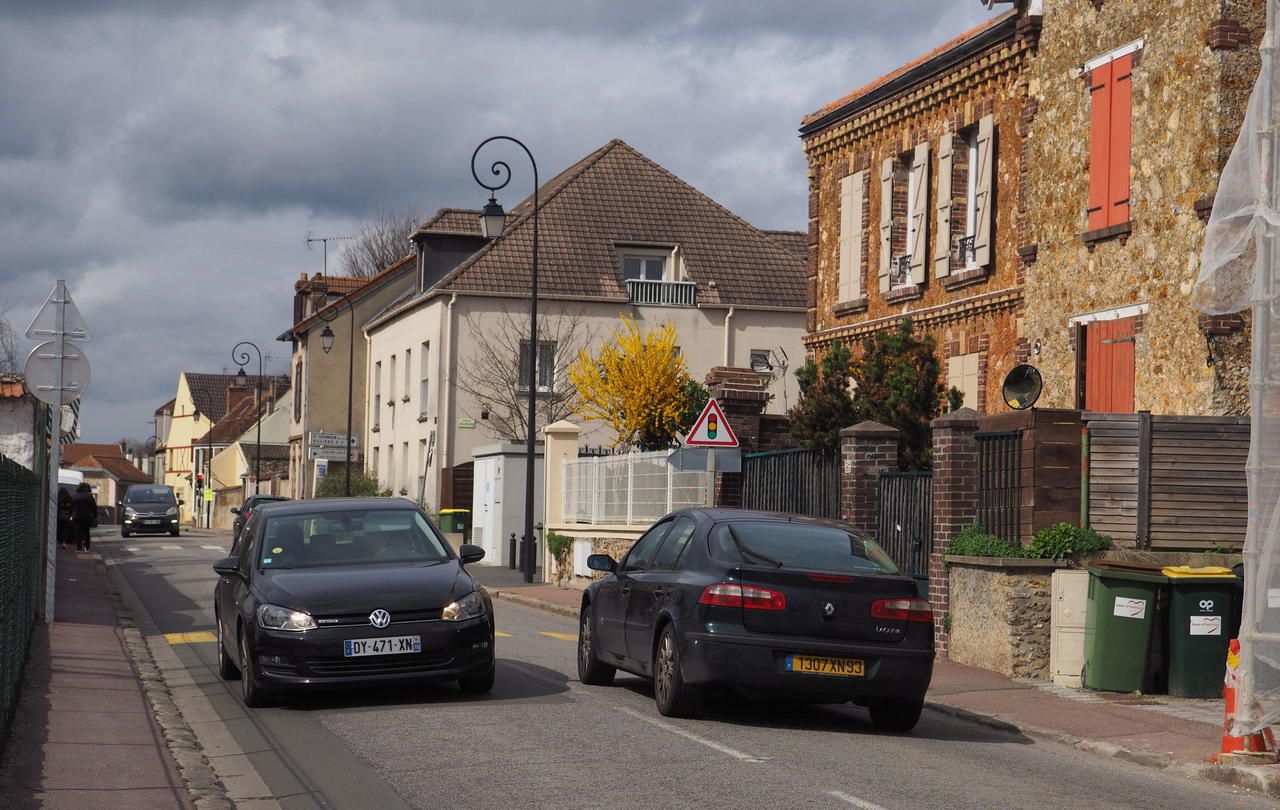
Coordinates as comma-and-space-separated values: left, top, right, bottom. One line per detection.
876, 471, 931, 576
740, 448, 840, 519
976, 429, 1022, 543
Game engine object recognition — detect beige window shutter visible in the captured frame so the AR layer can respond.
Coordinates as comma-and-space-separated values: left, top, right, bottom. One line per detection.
879, 158, 894, 293
973, 114, 995, 268
909, 141, 930, 285
934, 133, 954, 279
838, 173, 855, 301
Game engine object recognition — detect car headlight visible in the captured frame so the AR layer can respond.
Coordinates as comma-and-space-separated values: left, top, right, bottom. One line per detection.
124, 507, 137, 517
441, 591, 486, 622
165, 506, 178, 516
256, 603, 317, 631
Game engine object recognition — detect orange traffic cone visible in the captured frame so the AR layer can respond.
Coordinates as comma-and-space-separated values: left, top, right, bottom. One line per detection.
1210, 639, 1278, 764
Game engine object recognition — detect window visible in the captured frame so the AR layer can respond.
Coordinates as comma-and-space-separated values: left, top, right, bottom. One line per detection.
403, 348, 411, 402
947, 352, 981, 412
837, 170, 866, 302
879, 142, 929, 291
518, 340, 556, 393
387, 444, 394, 490
372, 361, 382, 429
401, 442, 409, 493
1087, 44, 1138, 231
934, 116, 994, 278
293, 361, 303, 421
710, 521, 899, 574
371, 446, 379, 478
258, 509, 449, 570
419, 341, 430, 416
650, 517, 697, 570
389, 354, 397, 404
621, 521, 674, 572
623, 256, 666, 281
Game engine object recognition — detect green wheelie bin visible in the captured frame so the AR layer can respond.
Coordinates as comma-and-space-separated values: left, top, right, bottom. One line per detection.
1162, 566, 1237, 698
1083, 561, 1167, 692
438, 508, 470, 533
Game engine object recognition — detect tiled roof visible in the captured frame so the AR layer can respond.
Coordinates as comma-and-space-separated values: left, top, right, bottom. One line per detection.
192, 394, 277, 446
185, 373, 289, 423
802, 10, 1016, 129
90, 455, 151, 483
243, 444, 290, 463
435, 139, 806, 309
154, 397, 175, 416
284, 253, 418, 337
0, 374, 26, 399
317, 276, 366, 294
64, 443, 126, 465
762, 230, 808, 260
412, 208, 483, 238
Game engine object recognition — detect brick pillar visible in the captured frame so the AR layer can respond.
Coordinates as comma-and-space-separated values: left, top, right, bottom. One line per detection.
704, 367, 770, 508
839, 421, 899, 539
928, 407, 980, 654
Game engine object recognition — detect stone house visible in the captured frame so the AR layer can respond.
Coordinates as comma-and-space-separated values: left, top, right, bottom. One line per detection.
1018, 0, 1260, 414
362, 139, 808, 517
800, 9, 1035, 413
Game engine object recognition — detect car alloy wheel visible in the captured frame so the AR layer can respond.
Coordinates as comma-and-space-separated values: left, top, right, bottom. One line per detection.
577, 605, 615, 686
653, 626, 697, 718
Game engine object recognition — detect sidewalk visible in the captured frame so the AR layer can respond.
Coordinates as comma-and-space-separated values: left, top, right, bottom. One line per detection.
480, 576, 1280, 797
0, 545, 196, 809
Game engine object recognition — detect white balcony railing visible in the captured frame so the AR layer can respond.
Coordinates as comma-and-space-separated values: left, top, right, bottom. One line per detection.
563, 450, 711, 525
626, 279, 697, 307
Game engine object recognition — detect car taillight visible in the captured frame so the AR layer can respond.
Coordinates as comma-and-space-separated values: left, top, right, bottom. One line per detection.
870, 598, 933, 623
698, 583, 786, 611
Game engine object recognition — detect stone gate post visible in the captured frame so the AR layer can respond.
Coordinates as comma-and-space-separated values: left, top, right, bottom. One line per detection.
929, 407, 981, 654
840, 421, 900, 539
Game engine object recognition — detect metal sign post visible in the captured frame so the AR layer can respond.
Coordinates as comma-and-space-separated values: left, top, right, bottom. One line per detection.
24, 280, 91, 621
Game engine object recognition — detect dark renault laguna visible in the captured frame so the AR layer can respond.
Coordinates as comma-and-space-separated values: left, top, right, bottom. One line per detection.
577, 509, 934, 731
213, 498, 495, 707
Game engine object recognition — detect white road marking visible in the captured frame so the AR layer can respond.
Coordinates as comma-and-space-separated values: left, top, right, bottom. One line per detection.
201, 545, 223, 551
160, 545, 181, 550
126, 546, 141, 552
618, 707, 767, 763
827, 790, 888, 810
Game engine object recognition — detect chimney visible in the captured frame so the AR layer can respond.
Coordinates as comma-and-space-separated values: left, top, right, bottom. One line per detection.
226, 378, 256, 417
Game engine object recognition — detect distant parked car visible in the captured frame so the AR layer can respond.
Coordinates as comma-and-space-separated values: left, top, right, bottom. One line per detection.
232, 494, 289, 541
577, 509, 935, 731
120, 484, 181, 537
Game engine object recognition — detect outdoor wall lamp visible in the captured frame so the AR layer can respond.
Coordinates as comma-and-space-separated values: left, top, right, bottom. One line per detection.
480, 195, 507, 239
320, 325, 335, 354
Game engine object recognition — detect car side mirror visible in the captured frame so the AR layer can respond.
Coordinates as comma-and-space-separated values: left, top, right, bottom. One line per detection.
230, 507, 240, 515
212, 556, 239, 577
587, 554, 616, 573
179, 499, 186, 506
459, 544, 485, 565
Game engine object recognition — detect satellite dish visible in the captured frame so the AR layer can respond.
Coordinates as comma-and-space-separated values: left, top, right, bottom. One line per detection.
1002, 364, 1042, 411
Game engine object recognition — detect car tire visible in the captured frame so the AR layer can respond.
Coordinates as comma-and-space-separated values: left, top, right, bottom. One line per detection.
653, 625, 698, 718
120, 529, 130, 538
458, 664, 496, 695
216, 614, 241, 680
239, 629, 274, 708
868, 698, 924, 733
170, 529, 180, 537
577, 605, 615, 686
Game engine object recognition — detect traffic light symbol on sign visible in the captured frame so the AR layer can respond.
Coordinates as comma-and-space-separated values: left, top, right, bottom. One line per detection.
707, 414, 718, 439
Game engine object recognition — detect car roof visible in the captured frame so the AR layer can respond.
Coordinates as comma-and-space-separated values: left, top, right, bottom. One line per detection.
684, 507, 855, 531
252, 497, 421, 516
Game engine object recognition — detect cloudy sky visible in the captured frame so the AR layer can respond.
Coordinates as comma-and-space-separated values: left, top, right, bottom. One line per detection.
1, 0, 994, 442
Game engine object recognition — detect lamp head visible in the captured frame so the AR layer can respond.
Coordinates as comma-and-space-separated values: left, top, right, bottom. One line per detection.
320, 325, 335, 354
480, 196, 506, 239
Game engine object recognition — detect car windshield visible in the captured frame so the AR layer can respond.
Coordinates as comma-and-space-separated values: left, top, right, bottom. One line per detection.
258, 509, 451, 569
709, 520, 899, 575
125, 486, 175, 504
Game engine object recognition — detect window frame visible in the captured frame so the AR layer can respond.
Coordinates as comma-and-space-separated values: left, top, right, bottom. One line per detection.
649, 516, 698, 571
419, 341, 430, 417
517, 340, 557, 395
372, 361, 382, 429
620, 519, 675, 573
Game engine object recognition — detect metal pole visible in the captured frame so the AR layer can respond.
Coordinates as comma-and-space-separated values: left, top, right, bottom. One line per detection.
346, 302, 354, 497
255, 359, 262, 493
43, 280, 66, 621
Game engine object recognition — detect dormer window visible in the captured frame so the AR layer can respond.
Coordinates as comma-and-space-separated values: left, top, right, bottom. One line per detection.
619, 245, 694, 306
623, 254, 668, 281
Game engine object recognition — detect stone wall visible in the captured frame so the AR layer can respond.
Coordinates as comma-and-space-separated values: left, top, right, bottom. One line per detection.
1021, 0, 1260, 414
947, 558, 1063, 680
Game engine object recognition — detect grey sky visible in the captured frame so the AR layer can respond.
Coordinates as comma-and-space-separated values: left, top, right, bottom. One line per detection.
0, 0, 993, 442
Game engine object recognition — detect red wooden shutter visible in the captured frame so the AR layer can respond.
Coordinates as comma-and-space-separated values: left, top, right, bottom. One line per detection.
1108, 54, 1134, 226
1087, 61, 1113, 231
1083, 318, 1136, 412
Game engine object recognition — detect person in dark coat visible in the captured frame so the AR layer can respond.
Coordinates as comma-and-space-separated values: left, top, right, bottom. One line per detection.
69, 482, 97, 552
57, 488, 72, 550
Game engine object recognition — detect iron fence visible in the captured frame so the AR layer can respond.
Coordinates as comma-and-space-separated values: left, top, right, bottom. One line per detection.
563, 450, 710, 525
740, 448, 841, 519
976, 429, 1023, 543
876, 471, 932, 576
0, 454, 43, 750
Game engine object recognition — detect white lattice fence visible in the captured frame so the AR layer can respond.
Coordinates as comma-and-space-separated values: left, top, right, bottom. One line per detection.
563, 451, 710, 525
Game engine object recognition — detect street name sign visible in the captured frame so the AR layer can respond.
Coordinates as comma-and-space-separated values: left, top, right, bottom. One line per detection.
308, 446, 351, 461
309, 431, 358, 448
683, 398, 739, 448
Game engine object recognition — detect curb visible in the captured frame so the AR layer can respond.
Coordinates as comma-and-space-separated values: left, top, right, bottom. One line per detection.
97, 555, 235, 810
925, 700, 1280, 798
490, 589, 580, 619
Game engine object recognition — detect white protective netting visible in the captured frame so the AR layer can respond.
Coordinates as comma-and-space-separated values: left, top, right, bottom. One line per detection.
1194, 5, 1280, 735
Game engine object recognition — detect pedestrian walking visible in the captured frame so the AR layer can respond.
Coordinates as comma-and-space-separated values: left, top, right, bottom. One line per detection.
56, 488, 72, 550
70, 482, 97, 552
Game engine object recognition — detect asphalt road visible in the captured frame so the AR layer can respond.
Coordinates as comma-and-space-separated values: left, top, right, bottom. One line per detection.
99, 531, 1274, 810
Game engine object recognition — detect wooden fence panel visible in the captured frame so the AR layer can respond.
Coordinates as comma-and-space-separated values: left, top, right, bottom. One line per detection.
1085, 413, 1139, 546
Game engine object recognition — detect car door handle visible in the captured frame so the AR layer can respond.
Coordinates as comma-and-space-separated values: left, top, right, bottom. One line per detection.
653, 587, 667, 597
621, 586, 631, 596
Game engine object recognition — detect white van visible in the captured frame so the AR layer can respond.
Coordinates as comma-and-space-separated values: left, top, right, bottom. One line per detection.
58, 469, 84, 497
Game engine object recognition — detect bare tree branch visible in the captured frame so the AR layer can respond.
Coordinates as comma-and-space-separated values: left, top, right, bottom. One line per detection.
453, 306, 596, 443
338, 206, 421, 280
0, 293, 22, 374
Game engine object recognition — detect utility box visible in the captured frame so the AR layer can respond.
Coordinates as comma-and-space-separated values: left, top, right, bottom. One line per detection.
470, 443, 544, 567
1051, 569, 1090, 688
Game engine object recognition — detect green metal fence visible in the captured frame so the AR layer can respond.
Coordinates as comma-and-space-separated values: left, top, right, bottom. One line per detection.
0, 454, 43, 751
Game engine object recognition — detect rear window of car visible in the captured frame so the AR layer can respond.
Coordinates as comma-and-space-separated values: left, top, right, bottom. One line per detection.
259, 509, 451, 569
709, 521, 899, 575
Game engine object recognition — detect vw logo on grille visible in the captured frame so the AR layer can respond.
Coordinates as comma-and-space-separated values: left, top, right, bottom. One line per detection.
823, 602, 836, 618
369, 609, 391, 628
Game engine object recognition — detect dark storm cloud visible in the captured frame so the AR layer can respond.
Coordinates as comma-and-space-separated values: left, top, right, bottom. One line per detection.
0, 1, 993, 440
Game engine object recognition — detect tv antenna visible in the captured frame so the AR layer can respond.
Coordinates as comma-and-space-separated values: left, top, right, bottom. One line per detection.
305, 231, 354, 278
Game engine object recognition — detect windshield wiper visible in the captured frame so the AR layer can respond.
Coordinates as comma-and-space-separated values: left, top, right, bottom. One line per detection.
726, 525, 782, 568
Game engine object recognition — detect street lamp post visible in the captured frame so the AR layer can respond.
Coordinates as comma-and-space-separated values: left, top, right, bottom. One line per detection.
191, 410, 214, 527
232, 341, 264, 494
318, 292, 356, 497
472, 136, 539, 584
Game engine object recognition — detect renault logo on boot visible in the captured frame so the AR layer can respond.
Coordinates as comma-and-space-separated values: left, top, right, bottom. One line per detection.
823, 602, 836, 619
369, 609, 391, 628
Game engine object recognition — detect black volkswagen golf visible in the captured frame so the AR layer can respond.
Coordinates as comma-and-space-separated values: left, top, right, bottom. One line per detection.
577, 509, 934, 731
213, 498, 495, 707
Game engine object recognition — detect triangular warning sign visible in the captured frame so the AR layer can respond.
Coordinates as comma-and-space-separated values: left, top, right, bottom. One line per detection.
26, 282, 91, 342
684, 398, 739, 447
